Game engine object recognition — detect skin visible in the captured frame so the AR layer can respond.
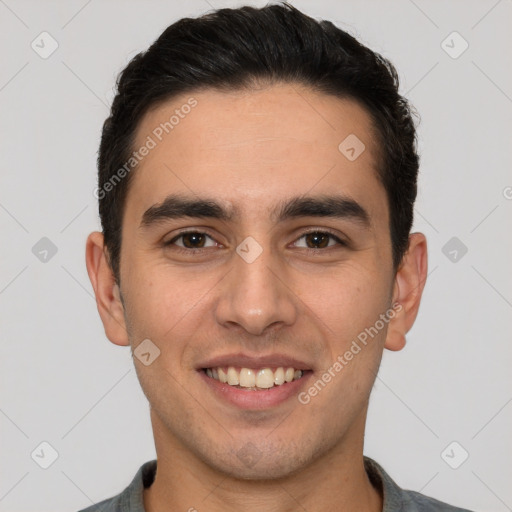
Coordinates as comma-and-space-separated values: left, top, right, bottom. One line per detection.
86, 83, 427, 512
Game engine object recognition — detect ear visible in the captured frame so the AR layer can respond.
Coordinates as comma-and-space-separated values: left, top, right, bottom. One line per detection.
85, 231, 129, 346
384, 232, 428, 351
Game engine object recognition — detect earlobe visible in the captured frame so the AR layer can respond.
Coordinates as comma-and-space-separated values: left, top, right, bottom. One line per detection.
384, 299, 406, 351
85, 232, 130, 346
384, 233, 428, 352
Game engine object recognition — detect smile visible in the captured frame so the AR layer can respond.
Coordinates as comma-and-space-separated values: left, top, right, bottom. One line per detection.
203, 366, 304, 390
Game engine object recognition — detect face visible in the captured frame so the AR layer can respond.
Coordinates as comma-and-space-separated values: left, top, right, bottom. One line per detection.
89, 83, 423, 480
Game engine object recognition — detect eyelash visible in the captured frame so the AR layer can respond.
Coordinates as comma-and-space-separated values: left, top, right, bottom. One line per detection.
164, 229, 347, 254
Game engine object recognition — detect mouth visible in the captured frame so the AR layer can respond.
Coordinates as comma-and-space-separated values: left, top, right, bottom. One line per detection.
197, 354, 313, 410
196, 352, 313, 411
202, 366, 308, 391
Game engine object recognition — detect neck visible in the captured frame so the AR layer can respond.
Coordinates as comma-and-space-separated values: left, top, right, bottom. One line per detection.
143, 409, 382, 512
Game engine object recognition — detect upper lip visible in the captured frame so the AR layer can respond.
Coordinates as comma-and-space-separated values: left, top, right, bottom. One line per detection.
198, 353, 312, 371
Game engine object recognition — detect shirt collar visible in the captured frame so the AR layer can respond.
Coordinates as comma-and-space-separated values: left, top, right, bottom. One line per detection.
124, 456, 404, 512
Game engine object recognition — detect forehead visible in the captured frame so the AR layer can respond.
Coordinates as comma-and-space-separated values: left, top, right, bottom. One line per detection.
127, 83, 386, 223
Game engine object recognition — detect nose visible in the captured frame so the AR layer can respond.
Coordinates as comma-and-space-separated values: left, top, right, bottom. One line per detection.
214, 242, 298, 336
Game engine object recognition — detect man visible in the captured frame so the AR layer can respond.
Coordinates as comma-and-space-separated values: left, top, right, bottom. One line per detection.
83, 3, 472, 511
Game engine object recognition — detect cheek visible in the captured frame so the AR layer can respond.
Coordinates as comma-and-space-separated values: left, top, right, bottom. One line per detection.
300, 267, 389, 342
299, 271, 390, 415
122, 264, 218, 346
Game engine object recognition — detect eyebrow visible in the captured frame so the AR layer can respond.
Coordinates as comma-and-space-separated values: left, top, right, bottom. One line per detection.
140, 193, 370, 228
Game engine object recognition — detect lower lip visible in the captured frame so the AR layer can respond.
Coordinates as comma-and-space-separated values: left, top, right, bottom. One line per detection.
198, 370, 312, 410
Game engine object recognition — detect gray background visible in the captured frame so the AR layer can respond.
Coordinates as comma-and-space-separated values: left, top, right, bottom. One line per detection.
0, 0, 511, 511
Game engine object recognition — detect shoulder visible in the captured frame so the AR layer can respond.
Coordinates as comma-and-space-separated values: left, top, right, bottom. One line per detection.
400, 489, 474, 511
364, 456, 475, 512
78, 495, 120, 512
76, 460, 157, 512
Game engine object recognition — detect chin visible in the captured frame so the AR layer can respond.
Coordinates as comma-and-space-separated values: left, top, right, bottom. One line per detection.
198, 439, 314, 481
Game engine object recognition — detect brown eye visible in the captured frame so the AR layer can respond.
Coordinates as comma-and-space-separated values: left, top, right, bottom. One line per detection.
294, 231, 344, 250
305, 232, 330, 248
181, 232, 206, 248
166, 231, 216, 249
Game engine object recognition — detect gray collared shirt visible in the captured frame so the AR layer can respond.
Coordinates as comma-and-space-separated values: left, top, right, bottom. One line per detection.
77, 457, 474, 511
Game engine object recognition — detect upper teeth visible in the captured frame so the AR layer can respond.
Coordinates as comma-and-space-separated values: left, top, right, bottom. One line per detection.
206, 366, 303, 389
